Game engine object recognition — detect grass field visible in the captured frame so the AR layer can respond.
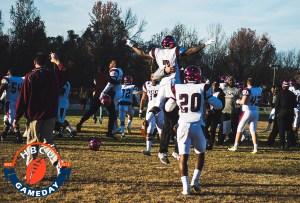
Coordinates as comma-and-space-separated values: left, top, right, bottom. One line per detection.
1, 110, 300, 203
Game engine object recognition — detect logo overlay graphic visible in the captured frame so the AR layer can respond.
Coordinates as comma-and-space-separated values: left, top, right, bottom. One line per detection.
4, 142, 71, 197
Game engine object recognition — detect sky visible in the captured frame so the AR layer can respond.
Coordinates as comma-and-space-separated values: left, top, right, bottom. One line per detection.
1, 0, 300, 52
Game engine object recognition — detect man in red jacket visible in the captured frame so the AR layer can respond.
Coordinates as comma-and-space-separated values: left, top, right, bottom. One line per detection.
13, 52, 68, 168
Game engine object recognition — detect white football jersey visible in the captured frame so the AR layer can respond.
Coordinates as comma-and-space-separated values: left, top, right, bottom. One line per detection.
149, 47, 184, 84
119, 84, 138, 104
289, 86, 300, 108
109, 67, 123, 92
58, 82, 70, 109
173, 83, 211, 123
1, 76, 24, 102
142, 81, 161, 109
241, 87, 262, 111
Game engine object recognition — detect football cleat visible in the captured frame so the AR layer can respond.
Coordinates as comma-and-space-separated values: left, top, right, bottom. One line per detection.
1, 132, 7, 141
126, 127, 131, 135
191, 184, 201, 193
106, 133, 118, 140
172, 152, 180, 161
70, 131, 76, 139
112, 127, 121, 135
76, 123, 82, 132
182, 188, 191, 195
228, 147, 237, 152
14, 131, 23, 144
158, 153, 170, 164
251, 150, 258, 154
142, 150, 151, 156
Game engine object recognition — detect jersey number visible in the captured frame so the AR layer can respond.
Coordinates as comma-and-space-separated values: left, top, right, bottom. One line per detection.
179, 93, 201, 113
249, 96, 261, 106
122, 89, 131, 98
11, 82, 22, 93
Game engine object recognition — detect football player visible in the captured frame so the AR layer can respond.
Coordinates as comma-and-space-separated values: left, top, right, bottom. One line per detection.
0, 68, 24, 143
100, 59, 123, 139
218, 76, 241, 144
165, 65, 222, 195
228, 78, 262, 154
288, 79, 300, 143
118, 76, 138, 137
54, 81, 76, 138
140, 73, 163, 155
126, 36, 215, 164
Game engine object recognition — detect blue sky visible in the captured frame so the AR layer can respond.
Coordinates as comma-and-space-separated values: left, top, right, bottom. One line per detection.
1, 0, 299, 51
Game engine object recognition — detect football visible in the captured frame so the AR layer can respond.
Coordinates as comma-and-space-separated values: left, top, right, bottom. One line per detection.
26, 157, 47, 185
89, 137, 101, 150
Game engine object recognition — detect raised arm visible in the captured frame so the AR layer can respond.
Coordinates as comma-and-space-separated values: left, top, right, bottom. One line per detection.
184, 38, 215, 56
126, 39, 152, 59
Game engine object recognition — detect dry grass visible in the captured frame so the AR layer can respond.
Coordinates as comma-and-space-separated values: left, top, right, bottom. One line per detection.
1, 111, 300, 203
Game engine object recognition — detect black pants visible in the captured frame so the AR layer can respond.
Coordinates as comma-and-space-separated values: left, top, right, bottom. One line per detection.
159, 105, 179, 154
267, 117, 278, 146
79, 97, 101, 125
278, 115, 295, 147
106, 94, 117, 135
205, 110, 222, 146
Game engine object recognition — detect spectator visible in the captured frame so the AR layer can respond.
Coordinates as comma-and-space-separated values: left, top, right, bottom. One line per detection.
13, 52, 68, 170
276, 81, 297, 150
79, 87, 88, 110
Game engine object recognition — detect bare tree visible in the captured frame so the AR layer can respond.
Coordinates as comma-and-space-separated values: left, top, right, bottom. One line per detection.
0, 10, 3, 35
227, 28, 276, 83
202, 23, 227, 79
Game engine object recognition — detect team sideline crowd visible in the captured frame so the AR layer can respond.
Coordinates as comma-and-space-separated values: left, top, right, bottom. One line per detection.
0, 36, 299, 195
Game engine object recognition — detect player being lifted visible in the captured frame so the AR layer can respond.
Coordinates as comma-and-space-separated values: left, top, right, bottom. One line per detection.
140, 73, 163, 156
228, 78, 262, 154
118, 76, 138, 138
165, 65, 222, 195
0, 68, 24, 143
126, 35, 215, 164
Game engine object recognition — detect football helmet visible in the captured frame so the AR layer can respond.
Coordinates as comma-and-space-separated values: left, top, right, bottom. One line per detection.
236, 82, 245, 89
101, 94, 111, 106
184, 65, 202, 83
89, 137, 101, 150
161, 35, 177, 49
289, 79, 297, 87
282, 80, 289, 90
124, 76, 133, 85
220, 75, 227, 82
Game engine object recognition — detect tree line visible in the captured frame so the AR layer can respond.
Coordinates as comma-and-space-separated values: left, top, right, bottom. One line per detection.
1, 0, 300, 89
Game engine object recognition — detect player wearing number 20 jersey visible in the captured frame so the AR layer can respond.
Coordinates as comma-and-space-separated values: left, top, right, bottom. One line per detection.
164, 65, 222, 195
166, 83, 222, 154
